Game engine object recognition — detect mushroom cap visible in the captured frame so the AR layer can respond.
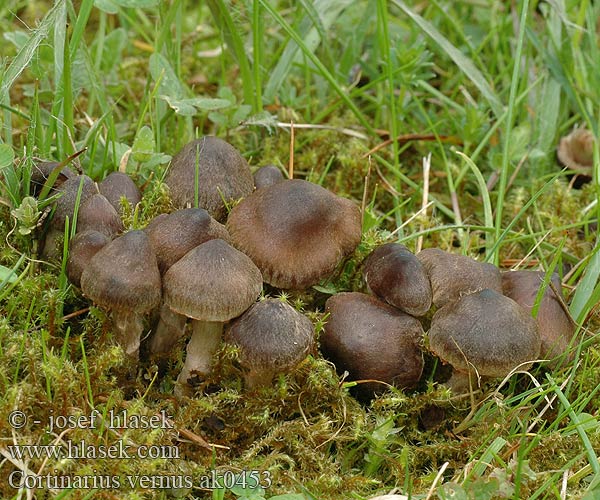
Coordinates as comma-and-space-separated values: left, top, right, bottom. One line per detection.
253, 165, 284, 190
30, 160, 75, 196
557, 128, 594, 173
502, 270, 574, 362
80, 230, 161, 314
98, 172, 142, 214
321, 292, 424, 399
226, 298, 315, 372
144, 208, 230, 274
429, 288, 540, 378
417, 248, 502, 308
164, 136, 253, 221
66, 230, 110, 288
227, 179, 362, 289
163, 239, 262, 322
53, 175, 98, 229
77, 193, 124, 238
363, 243, 432, 316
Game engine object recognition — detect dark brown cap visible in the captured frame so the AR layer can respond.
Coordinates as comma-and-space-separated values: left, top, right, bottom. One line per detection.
253, 165, 284, 190
226, 298, 315, 387
164, 136, 253, 221
502, 270, 574, 364
144, 208, 229, 274
417, 248, 502, 308
98, 172, 142, 214
30, 160, 75, 197
227, 179, 362, 289
52, 175, 98, 229
429, 288, 540, 378
80, 230, 161, 314
163, 239, 262, 322
363, 243, 432, 316
321, 292, 424, 400
77, 193, 124, 237
66, 230, 110, 288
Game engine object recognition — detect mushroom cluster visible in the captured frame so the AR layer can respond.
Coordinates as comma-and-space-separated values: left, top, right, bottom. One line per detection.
40, 136, 576, 402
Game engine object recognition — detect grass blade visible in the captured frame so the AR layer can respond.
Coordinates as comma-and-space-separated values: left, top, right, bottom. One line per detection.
390, 0, 503, 119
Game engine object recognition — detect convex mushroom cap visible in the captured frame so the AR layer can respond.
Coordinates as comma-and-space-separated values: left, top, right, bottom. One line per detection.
226, 298, 315, 388
253, 165, 284, 190
161, 239, 263, 394
98, 171, 142, 215
227, 179, 362, 289
164, 136, 253, 221
67, 230, 110, 288
417, 248, 502, 308
77, 193, 124, 238
428, 288, 540, 379
144, 208, 229, 275
502, 270, 574, 364
321, 292, 424, 401
363, 243, 432, 316
80, 230, 161, 359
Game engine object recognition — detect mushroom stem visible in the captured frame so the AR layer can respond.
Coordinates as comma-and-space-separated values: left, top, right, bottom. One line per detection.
149, 303, 188, 354
112, 310, 144, 360
244, 368, 276, 389
176, 320, 223, 390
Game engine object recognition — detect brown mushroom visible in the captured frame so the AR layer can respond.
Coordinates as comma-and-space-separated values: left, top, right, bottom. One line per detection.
159, 239, 262, 396
144, 208, 229, 275
227, 179, 362, 289
428, 288, 540, 391
226, 298, 315, 388
66, 230, 110, 288
98, 171, 142, 215
321, 292, 424, 401
77, 193, 124, 238
253, 165, 284, 190
80, 230, 161, 361
557, 128, 594, 187
164, 136, 253, 221
502, 270, 575, 366
363, 243, 432, 316
417, 248, 502, 308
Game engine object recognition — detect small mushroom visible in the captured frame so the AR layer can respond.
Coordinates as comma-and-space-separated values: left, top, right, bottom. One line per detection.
363, 243, 432, 316
160, 239, 262, 396
42, 175, 98, 259
253, 165, 284, 190
144, 208, 229, 275
77, 193, 124, 237
557, 128, 594, 187
98, 171, 142, 215
417, 248, 502, 308
164, 136, 253, 221
227, 179, 362, 289
226, 299, 315, 388
428, 288, 540, 391
80, 230, 161, 362
321, 292, 424, 401
66, 230, 110, 288
30, 159, 75, 197
502, 270, 575, 366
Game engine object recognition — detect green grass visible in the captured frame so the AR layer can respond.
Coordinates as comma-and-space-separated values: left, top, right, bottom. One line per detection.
1, 0, 600, 499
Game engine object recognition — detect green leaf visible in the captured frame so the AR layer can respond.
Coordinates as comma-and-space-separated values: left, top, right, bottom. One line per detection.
0, 264, 19, 284
132, 125, 155, 162
149, 52, 184, 98
268, 495, 307, 500
0, 143, 14, 170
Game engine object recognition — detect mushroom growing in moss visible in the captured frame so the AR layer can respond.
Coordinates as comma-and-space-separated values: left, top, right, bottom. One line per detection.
417, 248, 502, 308
321, 292, 424, 401
80, 230, 161, 361
164, 136, 253, 221
160, 239, 262, 396
428, 288, 540, 391
557, 128, 594, 187
227, 179, 362, 289
502, 270, 575, 366
226, 298, 315, 389
363, 243, 432, 316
